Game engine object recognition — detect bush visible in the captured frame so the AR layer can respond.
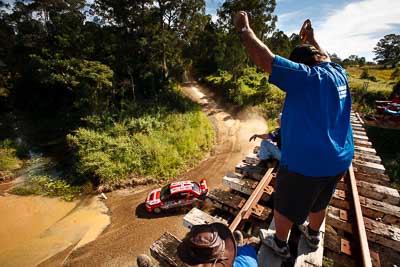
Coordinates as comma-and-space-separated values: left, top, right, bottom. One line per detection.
391, 68, 400, 80
0, 139, 25, 174
360, 69, 369, 79
67, 110, 215, 185
368, 76, 378, 82
204, 68, 270, 106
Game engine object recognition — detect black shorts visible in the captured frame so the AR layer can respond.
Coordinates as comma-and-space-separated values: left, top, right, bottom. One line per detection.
274, 167, 345, 225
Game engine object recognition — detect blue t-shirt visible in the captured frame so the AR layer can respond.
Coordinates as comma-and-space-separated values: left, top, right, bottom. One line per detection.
233, 245, 258, 267
269, 56, 354, 177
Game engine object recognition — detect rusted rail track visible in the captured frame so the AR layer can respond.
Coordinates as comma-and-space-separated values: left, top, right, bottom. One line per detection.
150, 112, 400, 266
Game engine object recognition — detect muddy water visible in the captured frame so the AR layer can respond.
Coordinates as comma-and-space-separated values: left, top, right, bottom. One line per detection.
0, 194, 110, 267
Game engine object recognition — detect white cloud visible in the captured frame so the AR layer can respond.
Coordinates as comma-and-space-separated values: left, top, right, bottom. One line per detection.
316, 0, 400, 61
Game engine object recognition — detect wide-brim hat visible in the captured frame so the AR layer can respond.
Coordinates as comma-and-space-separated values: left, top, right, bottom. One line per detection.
177, 223, 237, 267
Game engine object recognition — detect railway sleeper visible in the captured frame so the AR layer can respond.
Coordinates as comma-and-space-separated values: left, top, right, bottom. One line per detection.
336, 180, 400, 206
332, 189, 400, 225
326, 206, 400, 252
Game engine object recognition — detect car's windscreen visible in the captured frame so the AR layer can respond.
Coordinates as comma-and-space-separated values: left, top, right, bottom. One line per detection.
160, 185, 171, 201
191, 182, 200, 194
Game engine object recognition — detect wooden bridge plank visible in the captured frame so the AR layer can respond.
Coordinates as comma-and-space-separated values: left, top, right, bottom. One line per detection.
355, 145, 377, 155
183, 208, 227, 229
150, 232, 184, 267
353, 170, 390, 185
354, 152, 382, 164
326, 206, 400, 252
336, 180, 399, 206
354, 134, 369, 141
353, 160, 385, 174
206, 189, 271, 221
331, 189, 400, 225
222, 174, 272, 202
354, 139, 373, 147
235, 162, 265, 181
353, 130, 367, 136
229, 168, 274, 231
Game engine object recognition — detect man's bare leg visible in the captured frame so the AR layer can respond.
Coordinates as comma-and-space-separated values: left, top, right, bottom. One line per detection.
308, 209, 326, 231
274, 210, 293, 241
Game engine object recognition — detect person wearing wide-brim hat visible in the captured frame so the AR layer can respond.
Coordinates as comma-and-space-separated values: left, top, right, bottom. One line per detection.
177, 223, 237, 267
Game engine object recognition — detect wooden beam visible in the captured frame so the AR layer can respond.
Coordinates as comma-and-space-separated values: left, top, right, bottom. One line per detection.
207, 189, 271, 221
354, 139, 373, 148
354, 134, 369, 141
183, 208, 227, 229
336, 180, 399, 205
235, 162, 265, 181
354, 152, 381, 164
353, 130, 367, 136
353, 170, 390, 186
352, 122, 363, 128
150, 232, 185, 267
245, 152, 260, 165
324, 225, 356, 267
229, 168, 274, 231
326, 206, 400, 252
331, 190, 400, 225
354, 145, 376, 155
222, 175, 273, 201
353, 160, 385, 174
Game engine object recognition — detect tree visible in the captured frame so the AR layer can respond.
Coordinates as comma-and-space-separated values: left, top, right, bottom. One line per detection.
217, 0, 277, 40
374, 34, 400, 67
330, 53, 342, 64
267, 30, 291, 58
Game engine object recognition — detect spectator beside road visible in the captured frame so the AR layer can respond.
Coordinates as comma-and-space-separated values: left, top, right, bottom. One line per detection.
234, 12, 354, 259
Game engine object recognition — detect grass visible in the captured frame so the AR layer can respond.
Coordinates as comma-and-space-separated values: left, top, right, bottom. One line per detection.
346, 65, 398, 114
0, 139, 26, 181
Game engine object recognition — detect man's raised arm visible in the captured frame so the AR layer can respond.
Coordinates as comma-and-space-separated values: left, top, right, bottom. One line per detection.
234, 11, 275, 74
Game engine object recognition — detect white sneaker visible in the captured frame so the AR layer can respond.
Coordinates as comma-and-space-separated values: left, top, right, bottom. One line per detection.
298, 223, 320, 249
259, 229, 290, 259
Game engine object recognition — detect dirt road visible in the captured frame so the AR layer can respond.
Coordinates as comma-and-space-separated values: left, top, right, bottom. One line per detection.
40, 82, 268, 267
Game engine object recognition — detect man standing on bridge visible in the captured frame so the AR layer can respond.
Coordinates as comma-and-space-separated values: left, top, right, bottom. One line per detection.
234, 12, 354, 258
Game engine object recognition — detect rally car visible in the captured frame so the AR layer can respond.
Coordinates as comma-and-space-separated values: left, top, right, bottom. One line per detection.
145, 179, 208, 213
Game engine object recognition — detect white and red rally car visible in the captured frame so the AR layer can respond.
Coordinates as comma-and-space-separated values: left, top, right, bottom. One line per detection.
145, 179, 208, 213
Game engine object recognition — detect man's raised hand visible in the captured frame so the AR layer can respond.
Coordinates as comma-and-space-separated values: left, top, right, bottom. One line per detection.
299, 19, 314, 44
234, 11, 250, 33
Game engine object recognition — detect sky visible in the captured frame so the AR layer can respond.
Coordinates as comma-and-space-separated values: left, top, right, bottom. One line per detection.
206, 0, 400, 61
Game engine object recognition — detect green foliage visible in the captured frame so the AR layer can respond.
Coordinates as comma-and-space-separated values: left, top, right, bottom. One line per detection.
0, 139, 27, 179
205, 68, 271, 106
360, 68, 369, 79
67, 109, 215, 185
260, 85, 285, 119
29, 55, 114, 114
11, 175, 82, 201
374, 34, 400, 67
217, 0, 277, 39
392, 68, 400, 80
